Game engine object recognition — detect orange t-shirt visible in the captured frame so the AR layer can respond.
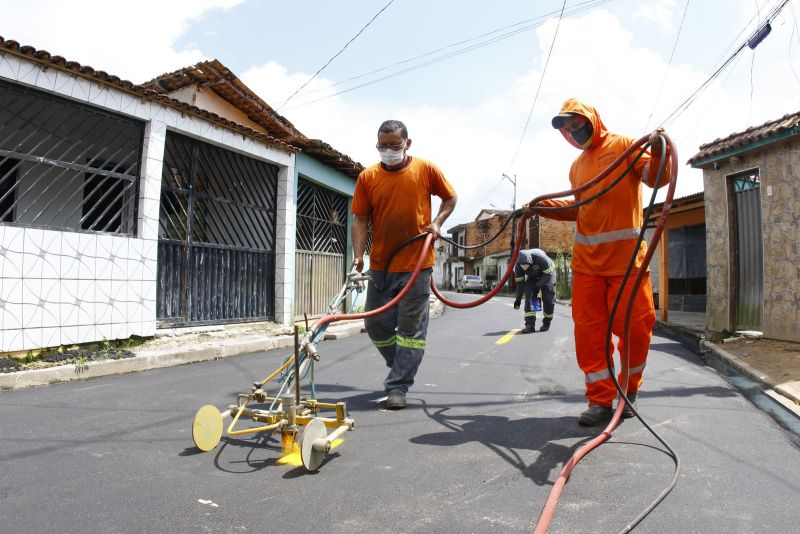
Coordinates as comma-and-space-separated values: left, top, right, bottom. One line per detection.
352, 157, 456, 272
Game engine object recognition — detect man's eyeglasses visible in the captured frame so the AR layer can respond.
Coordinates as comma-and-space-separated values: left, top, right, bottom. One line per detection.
376, 141, 406, 152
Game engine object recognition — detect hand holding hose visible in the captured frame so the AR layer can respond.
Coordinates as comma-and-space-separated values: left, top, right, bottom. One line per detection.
425, 220, 441, 238
352, 256, 364, 273
521, 202, 538, 219
649, 127, 665, 152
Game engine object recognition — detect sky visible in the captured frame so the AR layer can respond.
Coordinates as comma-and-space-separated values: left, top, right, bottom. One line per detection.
3, 0, 800, 227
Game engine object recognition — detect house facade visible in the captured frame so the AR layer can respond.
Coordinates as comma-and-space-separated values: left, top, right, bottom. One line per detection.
142, 61, 363, 320
644, 193, 706, 320
0, 39, 361, 354
688, 111, 800, 342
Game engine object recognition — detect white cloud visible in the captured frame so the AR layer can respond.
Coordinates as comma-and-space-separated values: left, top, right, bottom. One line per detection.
242, 8, 738, 224
631, 0, 679, 35
1, 0, 243, 82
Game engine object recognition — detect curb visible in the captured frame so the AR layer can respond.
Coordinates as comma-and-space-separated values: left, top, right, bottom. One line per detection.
0, 323, 366, 391
700, 339, 800, 407
653, 320, 703, 353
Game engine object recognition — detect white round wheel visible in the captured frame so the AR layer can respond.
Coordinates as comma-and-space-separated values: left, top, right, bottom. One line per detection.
301, 418, 329, 471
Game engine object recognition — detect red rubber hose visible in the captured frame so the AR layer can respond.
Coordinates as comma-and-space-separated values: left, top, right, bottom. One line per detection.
310, 233, 436, 333
430, 221, 528, 308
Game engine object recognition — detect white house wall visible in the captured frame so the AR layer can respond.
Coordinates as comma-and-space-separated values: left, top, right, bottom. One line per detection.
0, 53, 296, 353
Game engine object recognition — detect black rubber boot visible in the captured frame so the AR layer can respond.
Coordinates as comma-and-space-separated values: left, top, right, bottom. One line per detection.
539, 320, 551, 332
619, 392, 638, 418
577, 404, 613, 426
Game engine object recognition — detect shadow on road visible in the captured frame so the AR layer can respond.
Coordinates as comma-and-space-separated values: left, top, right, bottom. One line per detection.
411, 401, 596, 486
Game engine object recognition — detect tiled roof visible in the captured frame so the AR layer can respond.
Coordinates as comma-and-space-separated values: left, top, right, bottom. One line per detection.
646, 191, 704, 213
145, 60, 364, 178
144, 60, 302, 139
688, 110, 800, 166
0, 36, 295, 153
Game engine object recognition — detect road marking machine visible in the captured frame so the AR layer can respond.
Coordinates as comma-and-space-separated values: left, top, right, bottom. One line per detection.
191, 269, 371, 471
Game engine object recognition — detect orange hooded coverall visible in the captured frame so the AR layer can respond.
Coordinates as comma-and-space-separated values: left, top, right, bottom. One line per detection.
539, 99, 672, 408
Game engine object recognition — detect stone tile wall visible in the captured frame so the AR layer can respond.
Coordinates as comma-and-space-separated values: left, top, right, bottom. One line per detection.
702, 137, 800, 341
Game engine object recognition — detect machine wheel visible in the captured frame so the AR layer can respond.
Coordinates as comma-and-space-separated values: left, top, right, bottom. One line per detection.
192, 405, 223, 452
301, 418, 329, 471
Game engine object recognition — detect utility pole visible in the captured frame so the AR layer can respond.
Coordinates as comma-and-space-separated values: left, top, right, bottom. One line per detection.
501, 173, 517, 212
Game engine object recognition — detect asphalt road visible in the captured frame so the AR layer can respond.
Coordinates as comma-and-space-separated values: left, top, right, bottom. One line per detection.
2, 293, 799, 533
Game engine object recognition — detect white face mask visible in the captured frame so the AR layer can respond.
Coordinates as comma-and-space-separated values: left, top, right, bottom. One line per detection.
520, 264, 530, 271
379, 147, 405, 166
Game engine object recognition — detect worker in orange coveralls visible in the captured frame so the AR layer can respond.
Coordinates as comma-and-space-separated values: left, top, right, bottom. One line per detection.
523, 98, 672, 426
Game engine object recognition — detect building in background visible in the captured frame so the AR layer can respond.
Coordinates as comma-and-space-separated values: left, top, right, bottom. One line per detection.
440, 210, 575, 292
689, 110, 800, 342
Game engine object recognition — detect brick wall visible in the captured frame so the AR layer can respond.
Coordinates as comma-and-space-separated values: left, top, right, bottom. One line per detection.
528, 216, 575, 254
466, 214, 515, 255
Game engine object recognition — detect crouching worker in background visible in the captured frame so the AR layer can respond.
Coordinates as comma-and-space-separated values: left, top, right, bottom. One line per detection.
513, 248, 556, 333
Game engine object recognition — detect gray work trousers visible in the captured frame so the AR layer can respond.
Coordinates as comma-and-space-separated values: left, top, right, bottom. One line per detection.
364, 268, 432, 393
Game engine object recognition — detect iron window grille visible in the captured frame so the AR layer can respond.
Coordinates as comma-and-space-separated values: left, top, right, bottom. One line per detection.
732, 169, 760, 193
0, 78, 143, 235
296, 179, 348, 254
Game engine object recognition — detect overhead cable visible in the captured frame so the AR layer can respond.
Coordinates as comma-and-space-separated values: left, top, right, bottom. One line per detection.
285, 0, 611, 109
644, 0, 691, 131
506, 0, 568, 174
276, 0, 396, 110
658, 0, 791, 127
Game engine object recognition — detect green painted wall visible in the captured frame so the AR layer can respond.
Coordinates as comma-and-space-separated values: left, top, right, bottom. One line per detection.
294, 151, 359, 278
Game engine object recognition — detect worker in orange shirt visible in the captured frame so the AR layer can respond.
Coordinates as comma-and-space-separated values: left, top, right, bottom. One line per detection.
351, 120, 457, 410
523, 98, 671, 426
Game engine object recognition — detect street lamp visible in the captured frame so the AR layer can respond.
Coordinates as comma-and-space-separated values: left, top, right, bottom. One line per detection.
501, 173, 516, 212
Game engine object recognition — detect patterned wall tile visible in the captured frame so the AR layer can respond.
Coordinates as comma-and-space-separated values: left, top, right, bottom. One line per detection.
0, 328, 25, 352
0, 225, 24, 278
0, 278, 23, 331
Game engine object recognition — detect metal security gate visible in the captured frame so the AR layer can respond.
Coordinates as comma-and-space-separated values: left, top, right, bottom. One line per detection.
157, 132, 278, 326
294, 179, 348, 318
732, 170, 763, 331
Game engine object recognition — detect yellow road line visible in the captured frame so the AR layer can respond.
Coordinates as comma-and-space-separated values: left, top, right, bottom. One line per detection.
496, 329, 521, 345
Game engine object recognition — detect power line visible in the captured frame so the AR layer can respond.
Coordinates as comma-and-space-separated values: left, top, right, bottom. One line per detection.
276, 0, 396, 110
787, 0, 800, 89
644, 0, 691, 132
658, 0, 792, 127
291, 0, 609, 99
506, 0, 567, 174
285, 0, 612, 110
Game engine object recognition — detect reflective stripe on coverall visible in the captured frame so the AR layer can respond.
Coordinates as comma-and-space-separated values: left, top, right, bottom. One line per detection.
539, 98, 670, 407
572, 271, 655, 407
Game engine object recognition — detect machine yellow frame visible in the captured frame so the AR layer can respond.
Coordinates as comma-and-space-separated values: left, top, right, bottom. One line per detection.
191, 271, 368, 471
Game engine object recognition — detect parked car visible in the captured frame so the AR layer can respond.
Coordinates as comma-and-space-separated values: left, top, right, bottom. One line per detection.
457, 274, 483, 293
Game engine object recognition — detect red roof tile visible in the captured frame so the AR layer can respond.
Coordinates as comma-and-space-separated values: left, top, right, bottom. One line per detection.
688, 110, 800, 165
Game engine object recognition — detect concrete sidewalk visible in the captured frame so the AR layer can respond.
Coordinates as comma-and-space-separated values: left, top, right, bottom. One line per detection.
654, 317, 800, 412
0, 319, 367, 390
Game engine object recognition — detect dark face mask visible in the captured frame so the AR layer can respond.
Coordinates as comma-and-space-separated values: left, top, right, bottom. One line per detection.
569, 122, 593, 146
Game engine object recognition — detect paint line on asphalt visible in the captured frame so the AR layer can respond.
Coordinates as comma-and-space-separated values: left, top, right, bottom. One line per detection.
496, 329, 521, 344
